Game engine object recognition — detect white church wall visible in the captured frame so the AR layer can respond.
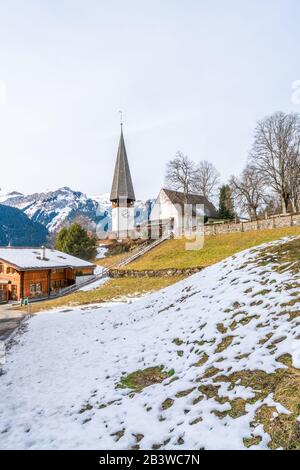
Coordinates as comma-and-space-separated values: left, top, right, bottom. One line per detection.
112, 206, 135, 238
150, 189, 181, 235
150, 189, 206, 238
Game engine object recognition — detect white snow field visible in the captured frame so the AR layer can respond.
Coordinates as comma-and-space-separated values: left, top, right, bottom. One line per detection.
0, 237, 299, 450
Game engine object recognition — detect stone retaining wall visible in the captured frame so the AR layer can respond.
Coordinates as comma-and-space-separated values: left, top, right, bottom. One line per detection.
109, 267, 203, 278
110, 213, 300, 278
204, 213, 300, 236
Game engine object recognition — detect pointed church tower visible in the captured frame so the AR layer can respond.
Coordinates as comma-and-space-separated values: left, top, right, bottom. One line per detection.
110, 125, 135, 238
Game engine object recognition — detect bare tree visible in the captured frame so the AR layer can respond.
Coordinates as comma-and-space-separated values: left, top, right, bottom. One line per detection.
230, 165, 266, 219
287, 153, 300, 212
194, 160, 220, 199
250, 112, 300, 214
165, 152, 198, 199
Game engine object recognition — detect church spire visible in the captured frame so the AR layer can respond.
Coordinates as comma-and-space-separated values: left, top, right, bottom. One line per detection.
110, 125, 135, 203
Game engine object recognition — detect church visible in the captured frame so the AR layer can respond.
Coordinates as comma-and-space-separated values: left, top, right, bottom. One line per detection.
109, 126, 218, 240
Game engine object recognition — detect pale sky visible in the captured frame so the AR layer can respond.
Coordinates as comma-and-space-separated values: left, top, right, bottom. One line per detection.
1, 0, 300, 200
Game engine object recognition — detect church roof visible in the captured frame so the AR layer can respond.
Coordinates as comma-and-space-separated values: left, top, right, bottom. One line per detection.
110, 127, 135, 202
162, 188, 218, 218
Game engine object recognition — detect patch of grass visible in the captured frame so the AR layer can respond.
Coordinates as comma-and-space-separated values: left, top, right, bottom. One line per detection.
228, 398, 247, 418
175, 388, 196, 398
118, 366, 175, 391
198, 384, 220, 399
232, 301, 242, 309
215, 336, 234, 353
110, 428, 125, 442
189, 417, 203, 425
96, 239, 148, 268
281, 297, 300, 308
203, 366, 221, 378
22, 276, 185, 313
252, 289, 271, 297
123, 227, 300, 271
214, 363, 300, 449
254, 405, 300, 450
258, 333, 273, 345
79, 403, 93, 414
230, 314, 260, 330
288, 311, 300, 321
244, 288, 253, 294
243, 436, 262, 448
161, 398, 174, 410
96, 252, 126, 268
216, 323, 228, 334
257, 237, 300, 275
192, 353, 209, 367
250, 300, 263, 307
235, 353, 250, 360
172, 338, 184, 346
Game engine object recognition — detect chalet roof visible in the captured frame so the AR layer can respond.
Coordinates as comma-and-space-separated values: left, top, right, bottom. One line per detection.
110, 127, 135, 202
0, 247, 95, 271
162, 188, 218, 218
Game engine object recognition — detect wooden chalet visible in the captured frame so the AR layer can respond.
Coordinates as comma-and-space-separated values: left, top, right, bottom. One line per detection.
0, 247, 96, 303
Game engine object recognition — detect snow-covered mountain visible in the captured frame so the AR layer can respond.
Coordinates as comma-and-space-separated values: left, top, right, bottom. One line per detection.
0, 187, 154, 233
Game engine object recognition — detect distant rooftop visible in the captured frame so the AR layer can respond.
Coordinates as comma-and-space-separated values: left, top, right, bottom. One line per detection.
0, 247, 95, 270
162, 188, 218, 218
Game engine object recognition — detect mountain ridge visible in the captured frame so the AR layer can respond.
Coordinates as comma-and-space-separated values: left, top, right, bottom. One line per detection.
0, 187, 153, 234
0, 204, 48, 247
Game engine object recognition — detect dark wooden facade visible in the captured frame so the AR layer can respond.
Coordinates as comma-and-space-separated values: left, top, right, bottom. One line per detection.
0, 260, 94, 302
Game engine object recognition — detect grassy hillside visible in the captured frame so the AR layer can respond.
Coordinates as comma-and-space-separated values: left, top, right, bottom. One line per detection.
4, 236, 300, 449
25, 276, 185, 314
123, 226, 300, 270
25, 226, 300, 313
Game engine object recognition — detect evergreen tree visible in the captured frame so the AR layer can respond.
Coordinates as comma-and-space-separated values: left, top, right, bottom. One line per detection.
55, 223, 97, 260
218, 185, 235, 220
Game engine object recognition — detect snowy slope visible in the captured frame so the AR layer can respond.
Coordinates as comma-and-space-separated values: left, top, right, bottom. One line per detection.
0, 188, 153, 233
0, 237, 299, 450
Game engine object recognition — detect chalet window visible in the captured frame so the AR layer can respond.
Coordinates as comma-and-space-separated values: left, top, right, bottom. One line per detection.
30, 283, 42, 294
36, 283, 42, 293
5, 266, 16, 274
0, 263, 3, 273
30, 284, 36, 294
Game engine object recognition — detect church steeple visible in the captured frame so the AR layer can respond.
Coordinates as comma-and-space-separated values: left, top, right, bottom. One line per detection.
110, 125, 135, 203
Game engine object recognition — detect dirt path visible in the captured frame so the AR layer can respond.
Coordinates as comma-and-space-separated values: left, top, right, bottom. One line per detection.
0, 304, 26, 341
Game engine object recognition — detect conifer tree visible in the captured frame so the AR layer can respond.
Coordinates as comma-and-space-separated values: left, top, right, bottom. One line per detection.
55, 223, 97, 260
218, 185, 235, 220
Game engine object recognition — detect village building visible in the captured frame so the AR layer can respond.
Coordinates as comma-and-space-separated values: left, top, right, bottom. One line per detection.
109, 126, 218, 240
110, 124, 136, 239
0, 247, 95, 303
147, 188, 219, 238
